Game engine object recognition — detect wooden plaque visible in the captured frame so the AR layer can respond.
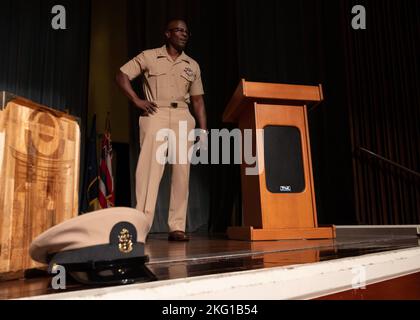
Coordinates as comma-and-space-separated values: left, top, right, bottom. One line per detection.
0, 93, 80, 276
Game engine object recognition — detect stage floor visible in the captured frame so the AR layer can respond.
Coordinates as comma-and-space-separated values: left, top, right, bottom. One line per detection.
1, 226, 419, 299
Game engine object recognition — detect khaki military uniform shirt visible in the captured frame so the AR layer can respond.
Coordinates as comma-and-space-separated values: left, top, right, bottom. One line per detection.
120, 45, 204, 106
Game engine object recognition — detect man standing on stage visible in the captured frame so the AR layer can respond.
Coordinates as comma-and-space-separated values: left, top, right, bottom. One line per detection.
116, 19, 208, 241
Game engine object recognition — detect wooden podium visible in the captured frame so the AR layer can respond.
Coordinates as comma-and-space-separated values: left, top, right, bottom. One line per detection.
223, 80, 335, 241
0, 92, 80, 278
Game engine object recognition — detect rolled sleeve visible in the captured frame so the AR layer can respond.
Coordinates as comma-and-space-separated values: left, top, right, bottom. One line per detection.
120, 52, 147, 81
189, 65, 204, 96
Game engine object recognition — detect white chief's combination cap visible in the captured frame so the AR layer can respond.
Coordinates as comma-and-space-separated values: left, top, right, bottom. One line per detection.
29, 207, 156, 285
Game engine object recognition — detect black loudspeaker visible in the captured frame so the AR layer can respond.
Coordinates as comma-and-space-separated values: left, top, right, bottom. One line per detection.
263, 125, 305, 194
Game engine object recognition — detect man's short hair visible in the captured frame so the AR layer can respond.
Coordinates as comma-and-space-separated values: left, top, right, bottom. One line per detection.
165, 18, 188, 31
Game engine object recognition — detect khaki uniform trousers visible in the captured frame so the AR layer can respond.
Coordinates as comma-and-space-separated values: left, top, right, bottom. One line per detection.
135, 103, 196, 232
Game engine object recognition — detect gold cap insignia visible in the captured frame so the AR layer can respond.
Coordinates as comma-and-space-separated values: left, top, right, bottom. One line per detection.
118, 228, 133, 253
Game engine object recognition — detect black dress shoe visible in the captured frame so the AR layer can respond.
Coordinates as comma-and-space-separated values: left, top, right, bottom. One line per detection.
168, 231, 190, 242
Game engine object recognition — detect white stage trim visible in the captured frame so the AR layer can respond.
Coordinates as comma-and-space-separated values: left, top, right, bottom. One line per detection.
21, 245, 420, 300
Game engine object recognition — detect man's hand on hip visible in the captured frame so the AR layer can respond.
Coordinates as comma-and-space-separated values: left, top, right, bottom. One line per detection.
133, 98, 158, 115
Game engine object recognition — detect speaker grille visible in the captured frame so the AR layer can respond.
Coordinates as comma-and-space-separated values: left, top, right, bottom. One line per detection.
264, 125, 305, 193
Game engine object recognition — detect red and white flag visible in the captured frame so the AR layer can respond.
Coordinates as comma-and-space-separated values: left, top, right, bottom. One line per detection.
98, 114, 115, 208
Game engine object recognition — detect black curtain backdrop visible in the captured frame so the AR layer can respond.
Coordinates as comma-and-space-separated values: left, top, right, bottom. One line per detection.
4, 0, 417, 232
0, 0, 91, 209
125, 0, 354, 232
342, 0, 420, 224
126, 0, 420, 231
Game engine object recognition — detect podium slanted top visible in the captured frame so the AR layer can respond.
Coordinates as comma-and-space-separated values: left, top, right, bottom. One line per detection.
222, 79, 324, 123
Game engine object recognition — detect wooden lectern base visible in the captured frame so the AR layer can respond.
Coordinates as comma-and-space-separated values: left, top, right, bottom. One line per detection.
227, 226, 336, 241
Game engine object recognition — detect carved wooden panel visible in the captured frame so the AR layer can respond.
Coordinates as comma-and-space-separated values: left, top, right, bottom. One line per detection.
0, 95, 80, 274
